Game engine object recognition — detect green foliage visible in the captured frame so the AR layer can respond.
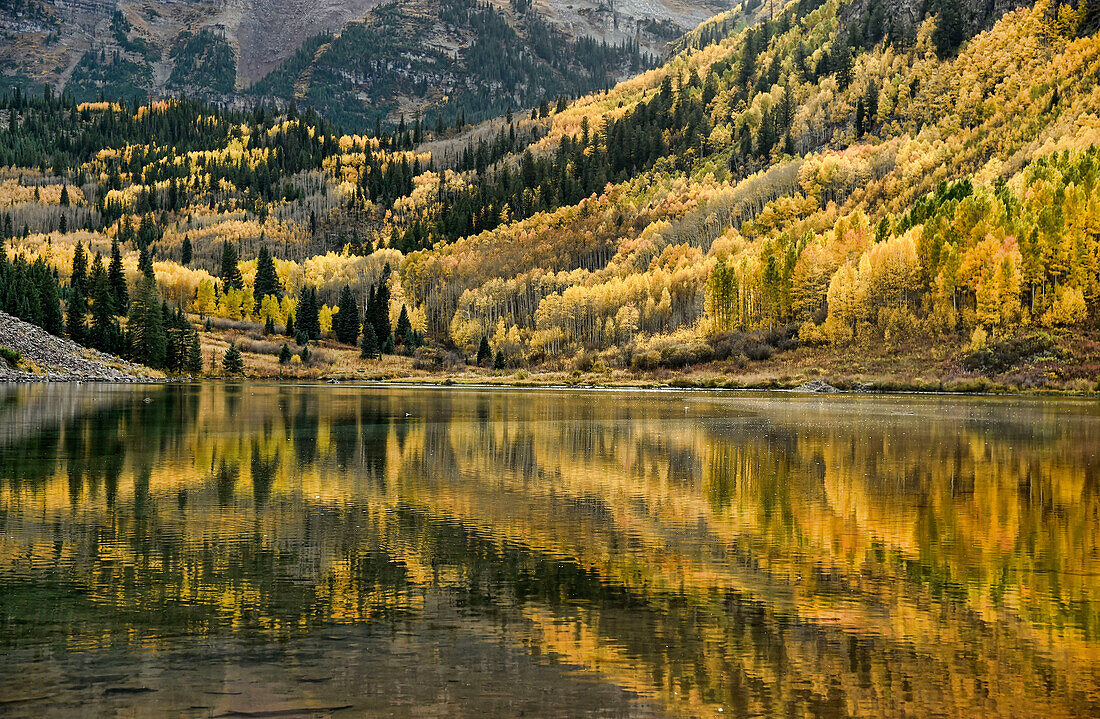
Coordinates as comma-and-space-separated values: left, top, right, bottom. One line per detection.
961, 334, 1059, 375
0, 251, 63, 336
296, 286, 321, 341
223, 341, 244, 374
360, 323, 379, 359
0, 346, 22, 368
477, 336, 492, 366
167, 29, 236, 96
279, 343, 292, 364
250, 0, 653, 131
220, 241, 243, 290
334, 285, 360, 346
253, 246, 282, 304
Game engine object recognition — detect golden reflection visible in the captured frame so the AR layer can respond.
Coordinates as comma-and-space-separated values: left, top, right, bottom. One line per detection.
0, 384, 1098, 717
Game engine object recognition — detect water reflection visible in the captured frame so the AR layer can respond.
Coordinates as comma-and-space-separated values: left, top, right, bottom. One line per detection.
0, 383, 1099, 717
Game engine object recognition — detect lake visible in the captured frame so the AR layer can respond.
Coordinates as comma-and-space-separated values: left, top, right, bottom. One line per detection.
0, 383, 1098, 717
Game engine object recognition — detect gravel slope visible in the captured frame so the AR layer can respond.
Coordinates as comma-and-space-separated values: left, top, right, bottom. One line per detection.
0, 310, 158, 382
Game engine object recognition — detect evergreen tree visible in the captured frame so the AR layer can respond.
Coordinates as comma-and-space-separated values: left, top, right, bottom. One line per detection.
34, 259, 62, 336
253, 245, 282, 304
395, 305, 412, 346
334, 284, 359, 345
89, 261, 120, 353
279, 343, 292, 364
477, 336, 492, 366
264, 316, 275, 335
128, 275, 167, 368
181, 235, 192, 265
223, 341, 244, 374
108, 236, 128, 312
296, 286, 321, 341
66, 285, 86, 343
285, 311, 295, 337
360, 322, 379, 359
220, 241, 243, 290
71, 241, 88, 296
186, 332, 203, 373
494, 349, 505, 370
138, 244, 154, 279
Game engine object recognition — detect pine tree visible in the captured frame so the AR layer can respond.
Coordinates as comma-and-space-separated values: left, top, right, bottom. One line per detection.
477, 336, 492, 366
59, 185, 70, 207
220, 241, 243, 290
108, 236, 128, 312
186, 332, 203, 373
285, 311, 295, 337
279, 343, 292, 364
89, 259, 120, 354
334, 284, 359, 345
66, 286, 86, 343
128, 275, 166, 368
395, 305, 412, 346
138, 244, 154, 279
296, 286, 321, 341
360, 322, 379, 359
33, 260, 62, 336
494, 349, 505, 370
223, 341, 244, 375
264, 316, 275, 335
181, 235, 192, 265
253, 245, 282, 304
71, 241, 88, 296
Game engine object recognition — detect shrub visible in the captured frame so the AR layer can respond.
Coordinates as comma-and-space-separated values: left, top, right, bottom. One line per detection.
0, 346, 21, 367
961, 333, 1058, 375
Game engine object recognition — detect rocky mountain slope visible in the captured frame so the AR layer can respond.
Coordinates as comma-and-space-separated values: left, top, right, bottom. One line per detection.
0, 310, 156, 381
0, 0, 736, 125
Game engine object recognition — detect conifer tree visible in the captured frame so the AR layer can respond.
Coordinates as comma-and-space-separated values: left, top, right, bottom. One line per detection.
71, 241, 88, 296
360, 323, 379, 359
279, 343, 292, 364
334, 284, 359, 345
296, 286, 321, 341
186, 332, 203, 374
395, 305, 412, 346
128, 275, 166, 368
88, 253, 120, 353
223, 341, 244, 374
220, 241, 243, 290
108, 236, 128, 312
253, 245, 282, 304
477, 336, 492, 366
181, 235, 192, 266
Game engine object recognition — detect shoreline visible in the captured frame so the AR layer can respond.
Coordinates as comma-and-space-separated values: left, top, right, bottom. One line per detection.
3, 372, 1096, 397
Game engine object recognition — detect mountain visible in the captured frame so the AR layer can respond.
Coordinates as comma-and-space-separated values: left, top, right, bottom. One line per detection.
0, 0, 737, 127
1, 0, 1099, 388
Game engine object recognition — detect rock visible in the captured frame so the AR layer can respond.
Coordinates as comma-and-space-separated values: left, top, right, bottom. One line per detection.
0, 310, 156, 383
794, 379, 840, 394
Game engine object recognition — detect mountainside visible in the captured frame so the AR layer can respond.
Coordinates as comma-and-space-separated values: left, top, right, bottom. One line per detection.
1, 0, 1099, 389
0, 0, 736, 127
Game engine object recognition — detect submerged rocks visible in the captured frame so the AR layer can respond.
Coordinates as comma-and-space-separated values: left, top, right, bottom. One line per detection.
0, 310, 155, 382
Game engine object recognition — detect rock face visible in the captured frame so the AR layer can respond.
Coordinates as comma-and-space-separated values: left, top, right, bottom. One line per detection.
0, 310, 155, 382
1, 0, 734, 109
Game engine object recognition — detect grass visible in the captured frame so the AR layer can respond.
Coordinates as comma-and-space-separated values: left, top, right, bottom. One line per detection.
187, 320, 1100, 394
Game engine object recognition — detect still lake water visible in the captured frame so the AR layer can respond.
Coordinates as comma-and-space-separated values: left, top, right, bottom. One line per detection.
0, 383, 1098, 717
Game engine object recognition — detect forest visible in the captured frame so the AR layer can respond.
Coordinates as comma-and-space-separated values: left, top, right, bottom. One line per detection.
0, 0, 1098, 386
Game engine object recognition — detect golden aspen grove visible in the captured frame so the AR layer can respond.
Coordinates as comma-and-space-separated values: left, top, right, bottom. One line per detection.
1, 0, 1099, 388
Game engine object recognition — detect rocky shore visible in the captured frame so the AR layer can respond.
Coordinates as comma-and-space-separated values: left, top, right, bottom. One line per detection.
0, 311, 157, 382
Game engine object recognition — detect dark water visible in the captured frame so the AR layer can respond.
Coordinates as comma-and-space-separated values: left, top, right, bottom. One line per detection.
0, 383, 1098, 718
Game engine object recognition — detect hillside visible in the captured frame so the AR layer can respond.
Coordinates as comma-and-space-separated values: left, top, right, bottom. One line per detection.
0, 0, 735, 127
0, 310, 155, 380
0, 0, 1099, 389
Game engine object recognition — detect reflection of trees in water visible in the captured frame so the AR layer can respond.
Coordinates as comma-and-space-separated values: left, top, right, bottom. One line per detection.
1, 387, 1099, 716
